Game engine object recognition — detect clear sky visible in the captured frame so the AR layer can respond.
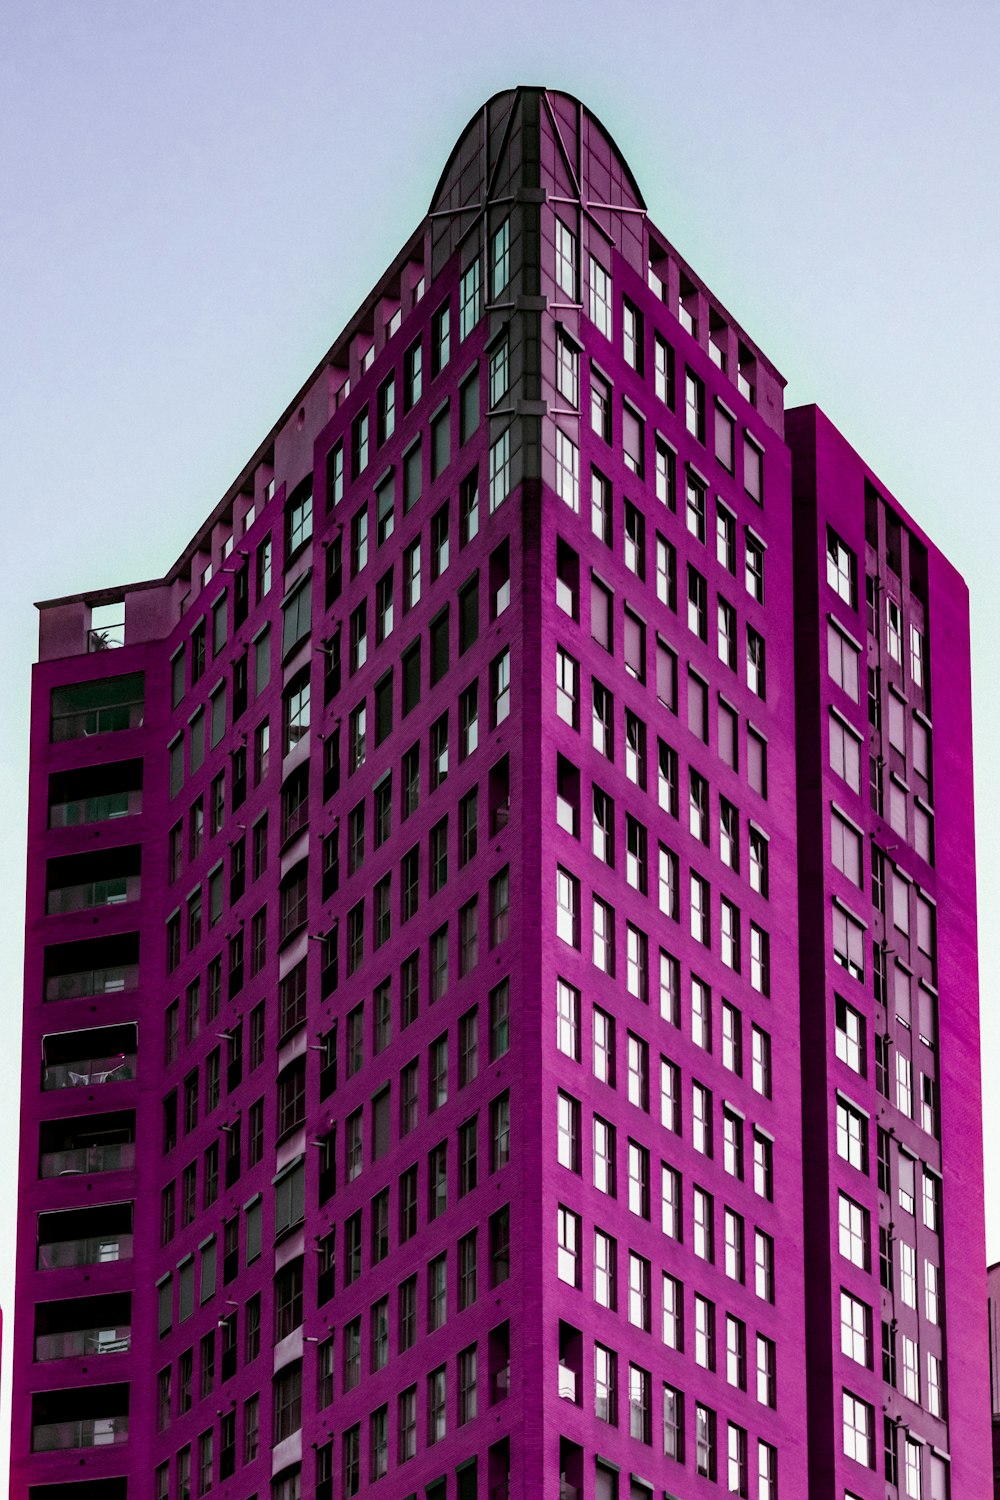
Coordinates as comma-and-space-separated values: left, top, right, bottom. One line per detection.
1, 0, 998, 1480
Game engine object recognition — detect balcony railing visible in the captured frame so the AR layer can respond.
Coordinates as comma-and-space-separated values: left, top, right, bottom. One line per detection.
51, 701, 143, 741
44, 964, 139, 1003
87, 620, 125, 652
40, 1142, 135, 1177
46, 876, 140, 915
557, 1363, 578, 1402
32, 1416, 128, 1451
281, 797, 309, 845
49, 790, 141, 828
35, 1324, 132, 1361
43, 1055, 136, 1090
38, 1233, 133, 1270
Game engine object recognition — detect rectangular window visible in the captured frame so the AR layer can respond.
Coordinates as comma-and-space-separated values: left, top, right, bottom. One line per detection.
836, 1097, 869, 1172
556, 428, 580, 512
589, 255, 612, 337
491, 216, 510, 298
623, 296, 643, 371
555, 218, 577, 299
401, 436, 422, 513
624, 609, 645, 683
827, 528, 857, 606
656, 639, 677, 713
744, 435, 763, 504
431, 404, 450, 480
557, 330, 579, 407
842, 1390, 873, 1468
623, 402, 644, 476
654, 332, 675, 406
829, 621, 861, 701
594, 1228, 617, 1309
459, 258, 481, 339
557, 1204, 580, 1286
833, 903, 865, 981
715, 402, 735, 471
685, 369, 705, 442
489, 335, 509, 407
489, 428, 511, 512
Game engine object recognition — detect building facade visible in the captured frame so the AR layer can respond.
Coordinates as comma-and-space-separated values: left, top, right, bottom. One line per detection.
11, 88, 990, 1500
986, 1261, 1000, 1494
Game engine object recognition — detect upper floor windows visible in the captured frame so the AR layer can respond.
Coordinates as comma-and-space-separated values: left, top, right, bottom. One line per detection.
459, 259, 481, 341
557, 332, 580, 408
351, 406, 369, 480
285, 481, 313, 559
377, 374, 395, 445
431, 301, 451, 376
589, 255, 612, 339
744, 436, 763, 506
556, 647, 578, 728
715, 403, 735, 473
830, 711, 862, 793
622, 298, 643, 373
591, 369, 611, 442
489, 338, 509, 408
827, 528, 857, 608
489, 430, 511, 513
403, 338, 423, 411
622, 403, 644, 477
491, 218, 511, 301
745, 533, 765, 604
833, 903, 865, 982
828, 622, 860, 703
654, 334, 675, 408
554, 218, 578, 301
686, 474, 706, 543
685, 369, 705, 443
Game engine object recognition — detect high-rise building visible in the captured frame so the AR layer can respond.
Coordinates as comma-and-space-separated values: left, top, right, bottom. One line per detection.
11, 87, 990, 1500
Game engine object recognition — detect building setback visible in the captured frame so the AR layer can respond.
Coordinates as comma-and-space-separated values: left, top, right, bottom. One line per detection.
11, 87, 991, 1500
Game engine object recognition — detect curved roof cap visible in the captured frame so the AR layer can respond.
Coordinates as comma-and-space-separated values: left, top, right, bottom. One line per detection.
428, 86, 647, 215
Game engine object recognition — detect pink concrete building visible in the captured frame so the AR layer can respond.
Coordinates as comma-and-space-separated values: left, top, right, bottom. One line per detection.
11, 89, 990, 1500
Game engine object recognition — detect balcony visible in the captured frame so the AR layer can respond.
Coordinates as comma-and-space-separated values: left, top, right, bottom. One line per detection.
38, 1232, 134, 1270
48, 759, 143, 831
45, 846, 142, 919
45, 962, 138, 1004
30, 1381, 129, 1452
37, 1203, 135, 1269
39, 1110, 136, 1178
49, 673, 144, 742
36, 1324, 132, 1361
50, 790, 142, 829
42, 1024, 137, 1093
35, 1291, 132, 1365
46, 876, 140, 916
87, 616, 125, 653
41, 1142, 135, 1177
43, 1053, 135, 1091
44, 932, 140, 1004
558, 1322, 583, 1408
32, 1416, 129, 1450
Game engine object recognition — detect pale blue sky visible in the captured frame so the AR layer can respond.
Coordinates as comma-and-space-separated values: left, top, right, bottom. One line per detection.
1, 0, 998, 1479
